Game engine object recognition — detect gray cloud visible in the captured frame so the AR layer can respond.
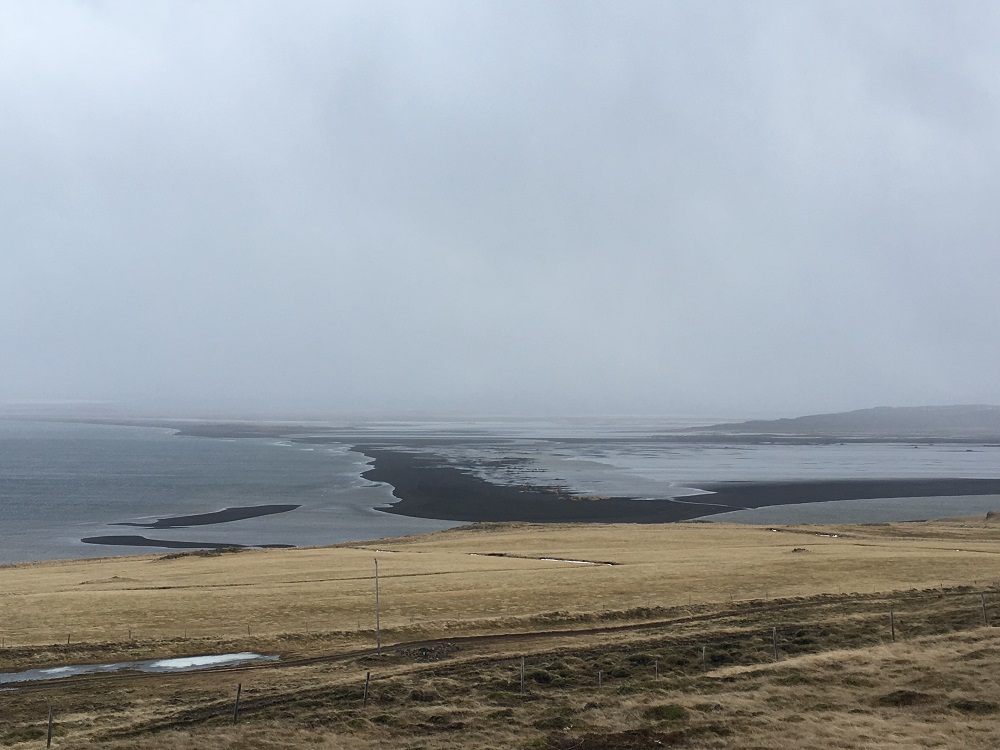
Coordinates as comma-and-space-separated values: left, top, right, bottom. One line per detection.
2, 1, 998, 418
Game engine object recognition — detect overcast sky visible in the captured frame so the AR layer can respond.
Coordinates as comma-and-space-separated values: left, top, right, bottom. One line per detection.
2, 1, 998, 419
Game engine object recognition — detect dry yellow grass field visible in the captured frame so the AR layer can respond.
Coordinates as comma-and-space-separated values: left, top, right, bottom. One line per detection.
3, 519, 1000, 649
3, 517, 1000, 748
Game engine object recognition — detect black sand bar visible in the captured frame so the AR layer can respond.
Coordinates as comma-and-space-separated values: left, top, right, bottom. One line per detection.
358, 447, 721, 523
699, 479, 1000, 509
81, 535, 295, 549
358, 447, 1000, 524
117, 504, 301, 529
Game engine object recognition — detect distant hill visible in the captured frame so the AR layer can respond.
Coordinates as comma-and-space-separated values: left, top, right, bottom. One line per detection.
696, 405, 1000, 438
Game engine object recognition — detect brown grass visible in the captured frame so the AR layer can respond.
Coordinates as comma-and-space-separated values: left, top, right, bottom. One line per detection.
4, 519, 1000, 649
3, 518, 1000, 748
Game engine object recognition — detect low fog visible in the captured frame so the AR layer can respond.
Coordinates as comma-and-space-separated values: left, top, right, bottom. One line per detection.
2, 1, 998, 418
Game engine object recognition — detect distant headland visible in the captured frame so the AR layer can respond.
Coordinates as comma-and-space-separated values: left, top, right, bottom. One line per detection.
691, 405, 1000, 440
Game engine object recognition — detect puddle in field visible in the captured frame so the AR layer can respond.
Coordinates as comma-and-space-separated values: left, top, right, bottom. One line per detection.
0, 652, 276, 684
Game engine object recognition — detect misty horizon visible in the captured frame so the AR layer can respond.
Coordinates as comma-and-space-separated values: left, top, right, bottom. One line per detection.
4, 2, 998, 417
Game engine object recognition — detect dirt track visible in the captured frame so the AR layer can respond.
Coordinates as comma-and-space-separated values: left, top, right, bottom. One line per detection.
7, 584, 991, 696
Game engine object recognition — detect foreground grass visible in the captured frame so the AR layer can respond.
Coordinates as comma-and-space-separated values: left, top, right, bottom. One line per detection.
4, 518, 1000, 650
3, 518, 1000, 748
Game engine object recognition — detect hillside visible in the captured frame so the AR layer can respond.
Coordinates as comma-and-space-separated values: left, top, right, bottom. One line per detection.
696, 404, 1000, 438
4, 519, 1000, 748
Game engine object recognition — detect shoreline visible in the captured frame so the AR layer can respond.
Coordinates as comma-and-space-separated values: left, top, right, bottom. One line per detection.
358, 446, 1000, 524
17, 415, 1000, 444
6, 418, 1000, 563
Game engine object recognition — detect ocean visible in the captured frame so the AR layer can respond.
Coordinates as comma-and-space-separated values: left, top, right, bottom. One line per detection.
2, 418, 999, 564
0, 419, 457, 564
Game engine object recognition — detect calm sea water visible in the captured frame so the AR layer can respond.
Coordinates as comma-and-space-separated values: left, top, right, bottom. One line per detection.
2, 418, 999, 563
0, 420, 457, 563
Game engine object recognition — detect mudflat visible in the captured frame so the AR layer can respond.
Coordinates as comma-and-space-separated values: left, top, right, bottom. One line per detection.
116, 504, 301, 529
358, 446, 1000, 523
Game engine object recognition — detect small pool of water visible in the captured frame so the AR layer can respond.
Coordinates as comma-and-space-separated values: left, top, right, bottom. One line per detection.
0, 652, 276, 684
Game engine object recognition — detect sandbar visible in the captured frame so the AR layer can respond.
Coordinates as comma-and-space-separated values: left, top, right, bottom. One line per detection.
116, 504, 301, 529
358, 447, 1000, 524
81, 534, 294, 549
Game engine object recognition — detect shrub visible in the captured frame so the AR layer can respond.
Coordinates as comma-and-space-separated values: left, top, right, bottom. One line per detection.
645, 704, 689, 722
950, 699, 998, 714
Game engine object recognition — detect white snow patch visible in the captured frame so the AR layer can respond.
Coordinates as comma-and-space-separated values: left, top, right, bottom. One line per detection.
150, 653, 263, 670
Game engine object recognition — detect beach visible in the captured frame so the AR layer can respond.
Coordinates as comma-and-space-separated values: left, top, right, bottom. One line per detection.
357, 445, 1000, 523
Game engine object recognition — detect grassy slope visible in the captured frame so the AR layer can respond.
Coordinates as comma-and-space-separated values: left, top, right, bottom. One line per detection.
3, 518, 1000, 748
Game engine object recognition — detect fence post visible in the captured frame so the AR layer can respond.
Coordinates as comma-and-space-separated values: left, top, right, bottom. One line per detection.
46, 707, 54, 748
702, 645, 707, 673
890, 611, 895, 642
232, 683, 242, 725
363, 671, 371, 707
771, 627, 778, 662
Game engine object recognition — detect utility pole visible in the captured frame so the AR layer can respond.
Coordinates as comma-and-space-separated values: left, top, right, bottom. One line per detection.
375, 558, 381, 655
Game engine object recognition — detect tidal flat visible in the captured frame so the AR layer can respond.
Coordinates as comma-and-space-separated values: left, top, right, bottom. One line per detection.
4, 417, 1000, 563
